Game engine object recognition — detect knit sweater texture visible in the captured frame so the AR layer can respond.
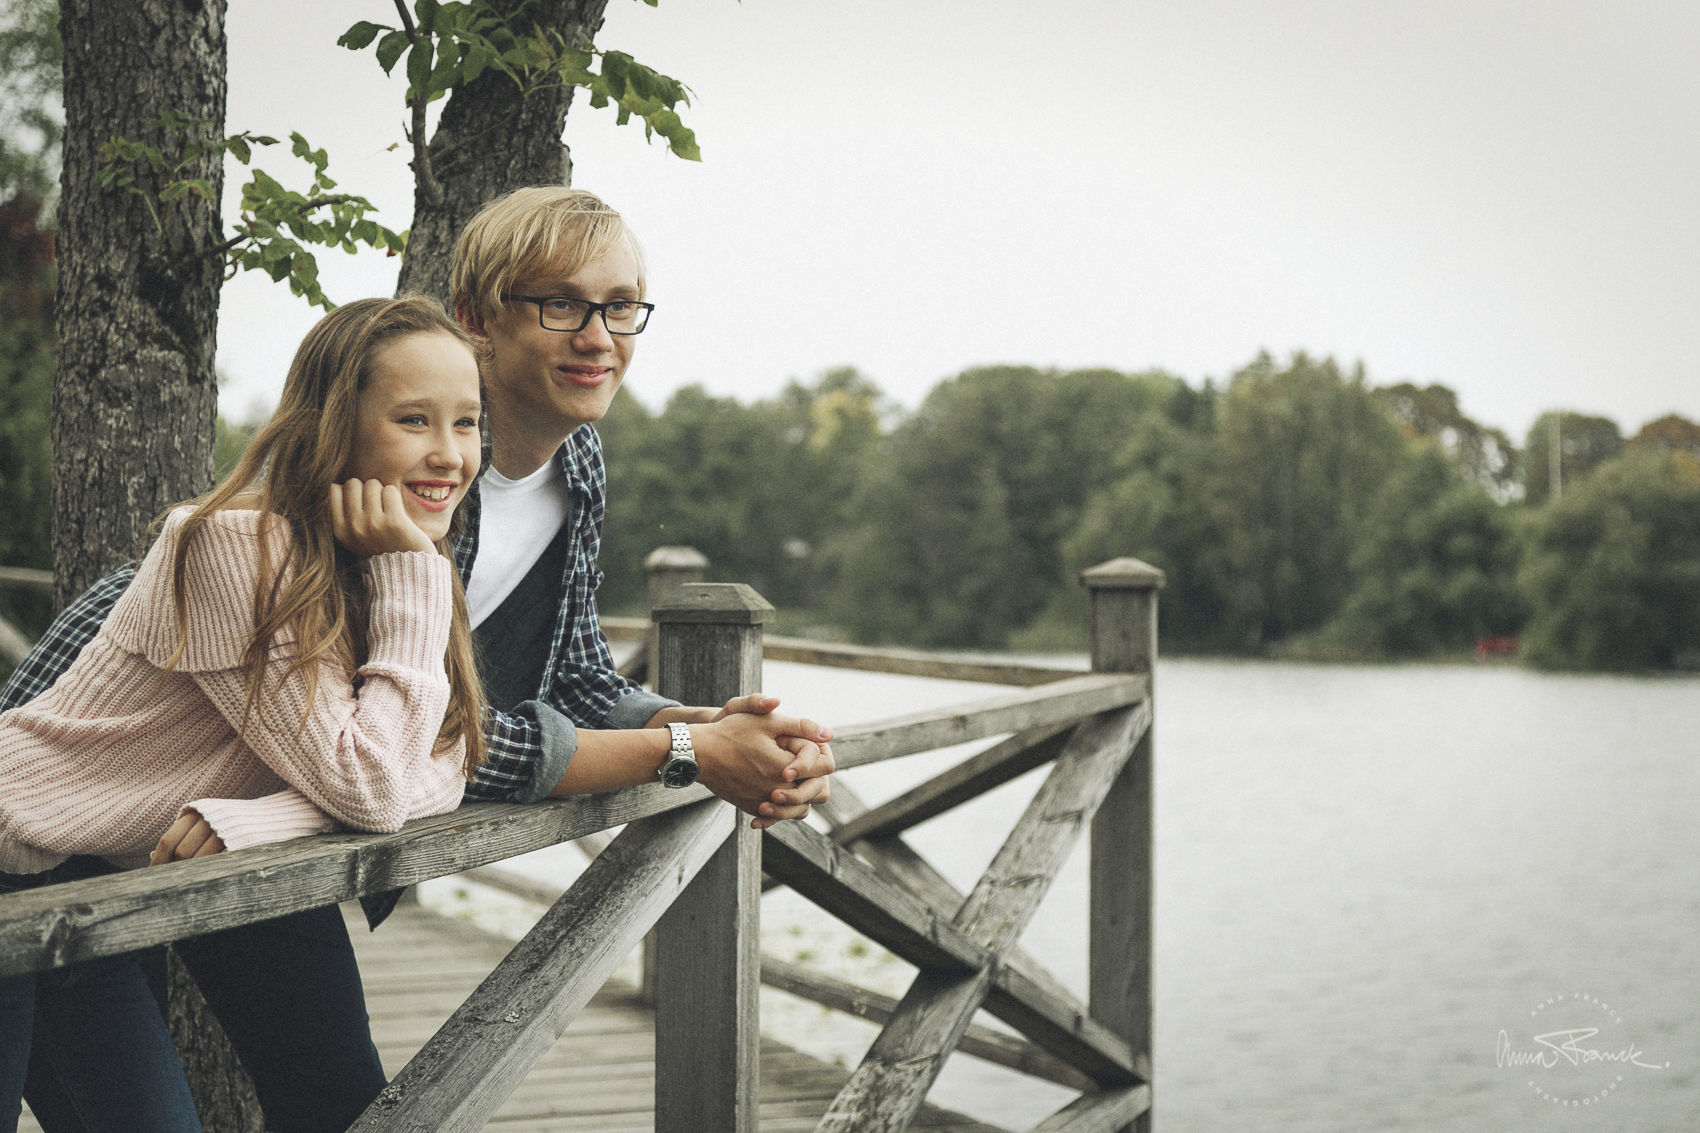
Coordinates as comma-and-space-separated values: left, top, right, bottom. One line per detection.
0, 508, 467, 873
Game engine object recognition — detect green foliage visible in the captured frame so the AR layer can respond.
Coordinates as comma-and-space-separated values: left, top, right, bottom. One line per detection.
598, 370, 885, 613
1523, 410, 1622, 507
0, 0, 62, 207
339, 0, 701, 161
214, 414, 264, 482
1197, 352, 1407, 648
1519, 448, 1700, 670
97, 117, 405, 311
822, 365, 1188, 647
1374, 381, 1518, 494
1330, 445, 1524, 655
1628, 413, 1700, 459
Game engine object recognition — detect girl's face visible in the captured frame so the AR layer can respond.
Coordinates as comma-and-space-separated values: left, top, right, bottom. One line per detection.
343, 331, 483, 543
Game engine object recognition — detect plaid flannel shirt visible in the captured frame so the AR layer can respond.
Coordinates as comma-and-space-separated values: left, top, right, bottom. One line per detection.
0, 424, 671, 805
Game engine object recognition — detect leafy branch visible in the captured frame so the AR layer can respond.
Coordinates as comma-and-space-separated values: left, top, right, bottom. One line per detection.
97, 112, 405, 311
338, 0, 699, 205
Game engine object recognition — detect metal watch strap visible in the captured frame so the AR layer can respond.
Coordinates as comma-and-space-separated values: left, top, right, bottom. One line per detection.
660, 721, 699, 788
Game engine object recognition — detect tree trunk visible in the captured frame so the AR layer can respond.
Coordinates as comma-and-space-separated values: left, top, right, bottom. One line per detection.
53, 0, 226, 609
394, 0, 611, 306
56, 4, 257, 1129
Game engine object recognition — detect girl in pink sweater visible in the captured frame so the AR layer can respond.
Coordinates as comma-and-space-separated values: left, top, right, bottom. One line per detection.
0, 295, 485, 1132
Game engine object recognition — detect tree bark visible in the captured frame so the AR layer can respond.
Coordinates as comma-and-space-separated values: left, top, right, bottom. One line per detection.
53, 0, 226, 610
394, 0, 611, 306
56, 4, 257, 1129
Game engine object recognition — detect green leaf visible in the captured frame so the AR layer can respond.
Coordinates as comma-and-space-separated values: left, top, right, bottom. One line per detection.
376, 30, 410, 74
463, 43, 491, 83
159, 181, 191, 202
228, 137, 251, 164
338, 20, 386, 50
417, 0, 443, 35
406, 39, 431, 93
427, 41, 461, 92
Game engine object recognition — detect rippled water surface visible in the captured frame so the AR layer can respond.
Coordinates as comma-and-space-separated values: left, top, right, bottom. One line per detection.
468, 657, 1700, 1132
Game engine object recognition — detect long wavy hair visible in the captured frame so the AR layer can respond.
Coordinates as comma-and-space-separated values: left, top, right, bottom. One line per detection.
162, 295, 486, 776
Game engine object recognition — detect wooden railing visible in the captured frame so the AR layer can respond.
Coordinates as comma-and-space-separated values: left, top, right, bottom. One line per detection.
0, 556, 1162, 1133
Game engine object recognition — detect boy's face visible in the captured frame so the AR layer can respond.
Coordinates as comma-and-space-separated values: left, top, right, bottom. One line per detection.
475, 235, 641, 451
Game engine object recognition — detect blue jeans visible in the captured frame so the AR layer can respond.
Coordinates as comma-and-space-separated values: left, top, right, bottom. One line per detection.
19, 891, 389, 1129
0, 857, 200, 1133
20, 897, 389, 1133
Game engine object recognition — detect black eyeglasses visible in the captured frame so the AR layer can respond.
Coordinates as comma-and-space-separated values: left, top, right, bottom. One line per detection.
501, 293, 655, 335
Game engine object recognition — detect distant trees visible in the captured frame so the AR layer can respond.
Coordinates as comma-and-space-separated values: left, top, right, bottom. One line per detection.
592, 355, 1699, 672
1519, 448, 1700, 670
1523, 411, 1623, 508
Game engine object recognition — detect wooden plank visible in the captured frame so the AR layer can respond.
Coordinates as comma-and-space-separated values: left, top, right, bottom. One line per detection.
1084, 565, 1161, 1133
814, 707, 1147, 1132
761, 822, 988, 973
599, 615, 649, 641
760, 636, 1080, 687
0, 566, 53, 590
652, 585, 768, 1133
830, 673, 1145, 770
830, 724, 1075, 844
342, 902, 1007, 1133
760, 955, 1094, 1092
1026, 1087, 1152, 1133
0, 613, 33, 666
653, 823, 762, 1133
955, 704, 1149, 948
347, 799, 735, 1133
815, 967, 994, 1133
819, 780, 1140, 1085
0, 785, 716, 978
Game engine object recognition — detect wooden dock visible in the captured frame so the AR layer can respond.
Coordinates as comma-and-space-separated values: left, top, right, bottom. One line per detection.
21, 899, 1006, 1133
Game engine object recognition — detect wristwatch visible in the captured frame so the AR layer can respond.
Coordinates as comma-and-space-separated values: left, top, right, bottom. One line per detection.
659, 722, 700, 788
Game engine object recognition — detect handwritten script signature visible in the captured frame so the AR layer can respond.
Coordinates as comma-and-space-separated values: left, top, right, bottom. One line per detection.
1497, 1029, 1666, 1071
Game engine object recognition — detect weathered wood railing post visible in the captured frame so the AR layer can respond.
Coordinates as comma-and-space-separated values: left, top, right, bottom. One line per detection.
638, 545, 709, 683
1083, 557, 1163, 1133
651, 582, 769, 1133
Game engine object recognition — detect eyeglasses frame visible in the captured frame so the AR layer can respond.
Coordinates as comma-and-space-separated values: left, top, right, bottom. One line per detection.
500, 292, 655, 335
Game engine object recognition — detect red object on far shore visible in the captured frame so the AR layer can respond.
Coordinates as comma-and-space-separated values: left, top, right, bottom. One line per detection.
1475, 635, 1519, 661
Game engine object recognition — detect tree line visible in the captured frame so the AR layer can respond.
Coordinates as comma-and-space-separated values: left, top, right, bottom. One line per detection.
592, 355, 1700, 672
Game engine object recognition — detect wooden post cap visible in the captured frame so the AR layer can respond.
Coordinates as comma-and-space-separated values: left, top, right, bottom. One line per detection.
644, 546, 710, 572
652, 583, 775, 625
1080, 557, 1166, 590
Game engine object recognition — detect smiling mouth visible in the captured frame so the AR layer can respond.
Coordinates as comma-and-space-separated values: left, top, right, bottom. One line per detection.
410, 484, 454, 502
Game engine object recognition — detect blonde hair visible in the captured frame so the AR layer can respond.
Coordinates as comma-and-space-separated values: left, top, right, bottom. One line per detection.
451, 186, 646, 329
163, 296, 487, 776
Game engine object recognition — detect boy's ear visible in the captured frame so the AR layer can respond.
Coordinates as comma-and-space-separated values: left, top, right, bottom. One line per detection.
454, 297, 486, 340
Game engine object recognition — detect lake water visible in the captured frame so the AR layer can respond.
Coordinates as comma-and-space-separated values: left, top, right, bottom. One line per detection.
426, 656, 1700, 1132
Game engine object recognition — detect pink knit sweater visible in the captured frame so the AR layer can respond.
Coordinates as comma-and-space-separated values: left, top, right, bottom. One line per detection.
0, 508, 467, 874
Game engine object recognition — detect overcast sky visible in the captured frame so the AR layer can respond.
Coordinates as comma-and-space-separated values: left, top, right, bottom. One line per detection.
218, 0, 1700, 441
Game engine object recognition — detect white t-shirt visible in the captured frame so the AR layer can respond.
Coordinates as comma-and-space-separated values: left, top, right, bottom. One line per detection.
464, 461, 573, 629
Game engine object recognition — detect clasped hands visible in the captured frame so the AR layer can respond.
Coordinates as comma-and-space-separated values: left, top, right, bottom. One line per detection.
661, 693, 835, 830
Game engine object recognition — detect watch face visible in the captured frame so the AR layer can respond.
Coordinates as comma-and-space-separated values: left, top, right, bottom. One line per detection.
660, 756, 700, 789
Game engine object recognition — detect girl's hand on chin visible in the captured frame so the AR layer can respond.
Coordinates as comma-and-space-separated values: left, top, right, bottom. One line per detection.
330, 479, 436, 557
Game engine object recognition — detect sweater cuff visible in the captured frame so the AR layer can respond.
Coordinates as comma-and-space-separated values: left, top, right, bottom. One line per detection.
186, 790, 343, 853
364, 551, 454, 673
603, 689, 681, 730
511, 700, 578, 804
